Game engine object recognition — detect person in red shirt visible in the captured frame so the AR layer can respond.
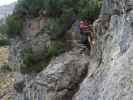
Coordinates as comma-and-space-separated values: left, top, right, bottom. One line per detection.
80, 20, 91, 52
80, 20, 89, 30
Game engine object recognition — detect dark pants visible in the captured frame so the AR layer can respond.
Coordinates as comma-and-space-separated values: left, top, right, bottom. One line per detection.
80, 31, 91, 51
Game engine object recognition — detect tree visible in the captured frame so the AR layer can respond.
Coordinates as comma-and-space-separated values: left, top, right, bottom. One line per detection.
6, 14, 23, 37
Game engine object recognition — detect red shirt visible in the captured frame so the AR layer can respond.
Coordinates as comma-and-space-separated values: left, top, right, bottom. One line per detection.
80, 21, 89, 30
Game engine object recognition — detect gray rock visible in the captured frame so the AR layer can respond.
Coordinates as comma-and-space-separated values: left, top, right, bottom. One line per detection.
8, 17, 51, 70
73, 0, 133, 100
12, 0, 133, 100
14, 51, 89, 100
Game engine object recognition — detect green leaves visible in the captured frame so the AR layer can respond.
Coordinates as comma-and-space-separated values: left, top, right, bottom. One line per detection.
15, 0, 101, 20
6, 15, 23, 34
78, 0, 101, 20
0, 14, 23, 37
15, 0, 44, 17
20, 41, 65, 74
6, 14, 23, 37
0, 23, 8, 35
47, 41, 65, 58
20, 48, 44, 74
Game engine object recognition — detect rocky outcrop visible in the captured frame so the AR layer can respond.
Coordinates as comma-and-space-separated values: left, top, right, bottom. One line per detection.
12, 0, 133, 100
14, 51, 89, 100
8, 17, 51, 70
73, 0, 133, 100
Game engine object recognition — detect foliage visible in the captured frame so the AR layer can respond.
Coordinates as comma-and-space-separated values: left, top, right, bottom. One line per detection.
15, 0, 101, 19
47, 41, 65, 58
6, 14, 23, 37
20, 41, 65, 74
11, 0, 101, 39
15, 0, 77, 17
0, 14, 23, 37
0, 31, 9, 46
15, 0, 44, 17
44, 0, 63, 17
0, 39, 9, 46
0, 64, 12, 72
20, 48, 43, 74
0, 23, 8, 35
0, 24, 9, 46
77, 0, 101, 20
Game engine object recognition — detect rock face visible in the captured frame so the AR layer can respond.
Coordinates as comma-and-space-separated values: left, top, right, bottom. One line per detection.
14, 51, 89, 100
12, 0, 133, 100
8, 17, 51, 70
73, 0, 133, 100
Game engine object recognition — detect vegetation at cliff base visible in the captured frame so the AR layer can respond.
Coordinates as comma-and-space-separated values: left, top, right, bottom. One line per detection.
20, 41, 65, 74
6, 15, 23, 37
0, 63, 12, 73
78, 0, 101, 20
0, 14, 23, 38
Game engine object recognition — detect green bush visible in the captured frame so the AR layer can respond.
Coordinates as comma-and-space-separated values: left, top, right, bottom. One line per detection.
15, 0, 44, 17
15, 0, 101, 19
13, 0, 101, 39
47, 41, 65, 58
77, 0, 101, 20
0, 32, 9, 46
0, 23, 8, 35
0, 14, 23, 37
15, 0, 77, 17
20, 41, 65, 74
0, 64, 12, 73
0, 24, 9, 46
6, 14, 23, 37
20, 48, 44, 74
44, 18, 67, 39
44, 0, 63, 17
0, 39, 9, 46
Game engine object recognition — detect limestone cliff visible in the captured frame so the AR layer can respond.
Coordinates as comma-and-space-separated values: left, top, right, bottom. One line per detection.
74, 0, 133, 99
11, 0, 133, 100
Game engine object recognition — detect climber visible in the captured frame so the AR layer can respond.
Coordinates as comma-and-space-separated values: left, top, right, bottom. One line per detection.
79, 20, 91, 52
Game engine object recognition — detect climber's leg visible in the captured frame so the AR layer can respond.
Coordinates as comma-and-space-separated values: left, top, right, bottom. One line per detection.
80, 32, 91, 55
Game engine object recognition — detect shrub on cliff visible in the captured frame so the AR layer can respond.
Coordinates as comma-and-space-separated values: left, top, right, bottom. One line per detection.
15, 0, 44, 17
47, 41, 65, 58
15, 0, 77, 17
44, 0, 64, 17
6, 14, 23, 37
0, 23, 7, 35
0, 39, 9, 46
0, 24, 10, 46
0, 64, 12, 73
0, 15, 23, 37
15, 0, 101, 18
78, 0, 101, 20
20, 41, 65, 74
20, 48, 43, 74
